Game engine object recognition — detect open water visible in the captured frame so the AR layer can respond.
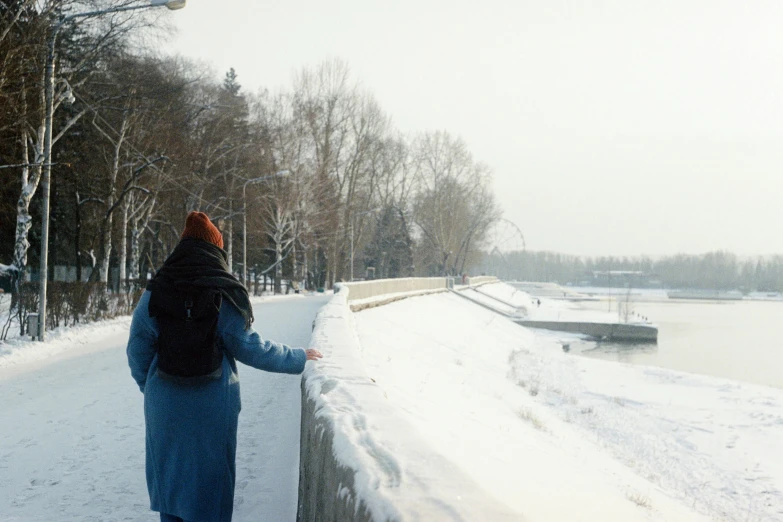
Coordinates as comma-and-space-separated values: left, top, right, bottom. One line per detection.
573, 297, 783, 389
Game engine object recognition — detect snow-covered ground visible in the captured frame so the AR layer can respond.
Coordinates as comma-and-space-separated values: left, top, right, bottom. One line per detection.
476, 281, 536, 310
0, 316, 133, 369
0, 295, 327, 521
528, 296, 650, 324
5, 280, 782, 521
354, 286, 783, 521
744, 291, 783, 302
571, 286, 671, 299
479, 281, 650, 325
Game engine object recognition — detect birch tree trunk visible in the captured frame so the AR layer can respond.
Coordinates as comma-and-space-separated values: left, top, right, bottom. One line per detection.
97, 115, 128, 284
129, 193, 156, 284
291, 241, 297, 289
118, 199, 129, 292
12, 83, 44, 275
13, 70, 86, 277
13, 127, 41, 273
274, 233, 283, 294
129, 226, 142, 282
302, 245, 309, 290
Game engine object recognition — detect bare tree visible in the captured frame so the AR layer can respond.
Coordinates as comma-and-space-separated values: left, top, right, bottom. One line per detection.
6, 1, 156, 277
291, 59, 357, 285
1, 24, 503, 299
411, 131, 500, 276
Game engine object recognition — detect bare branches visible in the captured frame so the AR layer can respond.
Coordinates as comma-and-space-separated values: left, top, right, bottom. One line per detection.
0, 0, 33, 45
1, 29, 500, 293
410, 131, 501, 276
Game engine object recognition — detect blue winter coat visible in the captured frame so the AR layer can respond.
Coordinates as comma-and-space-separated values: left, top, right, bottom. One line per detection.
127, 290, 307, 522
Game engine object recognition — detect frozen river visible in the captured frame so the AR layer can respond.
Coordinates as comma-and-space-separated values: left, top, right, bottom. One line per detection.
574, 297, 783, 389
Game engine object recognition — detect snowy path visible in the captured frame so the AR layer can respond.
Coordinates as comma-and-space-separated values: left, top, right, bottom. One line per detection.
0, 295, 328, 522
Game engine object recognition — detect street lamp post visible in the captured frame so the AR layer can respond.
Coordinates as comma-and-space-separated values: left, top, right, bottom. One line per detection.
242, 170, 289, 288
37, 1, 186, 341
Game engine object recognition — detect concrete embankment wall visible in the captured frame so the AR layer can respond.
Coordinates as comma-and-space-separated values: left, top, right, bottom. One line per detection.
465, 275, 498, 286
342, 277, 448, 301
297, 278, 517, 522
515, 320, 658, 342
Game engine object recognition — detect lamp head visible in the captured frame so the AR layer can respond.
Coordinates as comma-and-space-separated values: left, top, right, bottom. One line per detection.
63, 88, 76, 106
150, 0, 186, 10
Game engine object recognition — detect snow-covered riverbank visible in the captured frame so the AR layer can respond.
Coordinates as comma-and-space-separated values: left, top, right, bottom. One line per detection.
3, 280, 781, 521
354, 283, 783, 521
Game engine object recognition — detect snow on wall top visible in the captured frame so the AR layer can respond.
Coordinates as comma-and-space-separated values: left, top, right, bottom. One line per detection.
303, 284, 521, 522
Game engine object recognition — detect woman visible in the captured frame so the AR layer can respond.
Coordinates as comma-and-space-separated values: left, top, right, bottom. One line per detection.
127, 211, 322, 522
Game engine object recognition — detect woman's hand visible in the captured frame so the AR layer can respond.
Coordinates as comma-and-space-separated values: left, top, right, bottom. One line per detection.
305, 349, 323, 361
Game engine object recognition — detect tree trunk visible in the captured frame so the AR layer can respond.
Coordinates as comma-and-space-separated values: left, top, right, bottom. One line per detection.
97, 115, 128, 284
226, 208, 233, 273
12, 76, 84, 279
119, 199, 129, 292
75, 192, 82, 282
13, 162, 40, 274
274, 235, 282, 294
129, 225, 142, 282
129, 195, 155, 284
12, 104, 43, 276
291, 241, 297, 289
302, 244, 309, 290
98, 215, 112, 284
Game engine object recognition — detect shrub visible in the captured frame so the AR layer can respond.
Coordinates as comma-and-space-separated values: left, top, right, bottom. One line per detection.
516, 407, 548, 432
69, 282, 93, 324
46, 282, 70, 328
18, 282, 40, 335
12, 282, 140, 335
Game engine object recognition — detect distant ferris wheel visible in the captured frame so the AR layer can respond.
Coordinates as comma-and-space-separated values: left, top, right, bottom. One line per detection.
487, 219, 526, 254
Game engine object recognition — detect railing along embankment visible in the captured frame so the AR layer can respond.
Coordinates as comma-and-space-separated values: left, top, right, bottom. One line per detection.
297, 279, 518, 522
463, 275, 498, 287
344, 277, 449, 312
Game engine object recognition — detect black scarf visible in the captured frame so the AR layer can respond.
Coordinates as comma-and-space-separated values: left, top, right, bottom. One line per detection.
147, 238, 254, 329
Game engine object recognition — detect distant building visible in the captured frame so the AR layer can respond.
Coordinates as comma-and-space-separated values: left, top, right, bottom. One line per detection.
588, 270, 660, 288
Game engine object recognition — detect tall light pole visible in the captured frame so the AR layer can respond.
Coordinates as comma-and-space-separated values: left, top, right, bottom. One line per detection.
350, 208, 381, 282
242, 170, 290, 287
37, 0, 186, 341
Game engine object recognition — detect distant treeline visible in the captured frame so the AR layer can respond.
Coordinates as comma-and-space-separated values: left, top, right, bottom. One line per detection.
482, 250, 783, 292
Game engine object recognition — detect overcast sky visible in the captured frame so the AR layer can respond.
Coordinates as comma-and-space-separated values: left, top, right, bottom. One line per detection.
165, 0, 783, 257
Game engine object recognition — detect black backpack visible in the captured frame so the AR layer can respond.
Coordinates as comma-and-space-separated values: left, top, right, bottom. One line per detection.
149, 284, 224, 383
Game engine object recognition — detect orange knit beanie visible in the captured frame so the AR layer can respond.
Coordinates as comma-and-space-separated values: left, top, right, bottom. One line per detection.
181, 211, 224, 249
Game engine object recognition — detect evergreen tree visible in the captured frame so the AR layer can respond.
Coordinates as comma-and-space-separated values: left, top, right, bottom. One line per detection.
365, 206, 414, 279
